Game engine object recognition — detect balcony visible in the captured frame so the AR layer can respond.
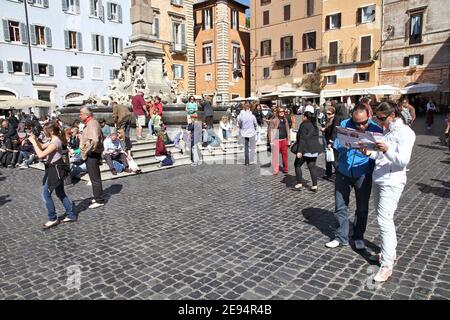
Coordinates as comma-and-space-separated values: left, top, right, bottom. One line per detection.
274, 50, 297, 62
170, 43, 187, 54
319, 51, 376, 68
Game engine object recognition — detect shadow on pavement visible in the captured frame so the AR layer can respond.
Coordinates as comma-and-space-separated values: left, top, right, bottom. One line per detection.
416, 180, 450, 199
0, 194, 11, 207
301, 207, 336, 240
73, 184, 123, 216
416, 144, 447, 151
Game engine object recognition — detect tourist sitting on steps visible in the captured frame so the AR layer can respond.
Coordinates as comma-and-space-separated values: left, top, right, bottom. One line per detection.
155, 131, 173, 167
102, 128, 132, 175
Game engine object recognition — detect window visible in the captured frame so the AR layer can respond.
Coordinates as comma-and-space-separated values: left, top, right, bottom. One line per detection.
409, 12, 423, 44
325, 13, 341, 30
32, 0, 48, 7
69, 31, 77, 49
152, 16, 160, 38
173, 64, 184, 79
111, 37, 120, 54
232, 46, 241, 70
231, 9, 238, 30
355, 72, 369, 82
263, 67, 270, 79
280, 36, 293, 58
303, 32, 316, 50
68, 0, 79, 14
326, 75, 337, 84
303, 62, 316, 74
260, 40, 271, 56
171, 0, 183, 6
357, 5, 375, 24
261, 0, 271, 6
203, 8, 213, 29
284, 5, 291, 21
172, 23, 185, 51
8, 21, 20, 42
91, 0, 100, 17
92, 34, 101, 52
110, 3, 118, 20
205, 73, 212, 81
360, 36, 371, 61
92, 67, 102, 80
35, 26, 45, 45
263, 11, 269, 25
404, 54, 424, 67
284, 65, 291, 76
38, 63, 48, 75
67, 66, 83, 78
13, 61, 24, 73
203, 45, 212, 64
110, 69, 119, 79
307, 0, 314, 17
329, 41, 338, 64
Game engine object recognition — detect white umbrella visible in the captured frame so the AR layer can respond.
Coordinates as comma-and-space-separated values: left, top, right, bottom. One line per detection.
400, 83, 441, 94
366, 85, 400, 95
245, 96, 259, 101
0, 98, 56, 110
279, 90, 319, 98
231, 97, 246, 102
346, 88, 369, 96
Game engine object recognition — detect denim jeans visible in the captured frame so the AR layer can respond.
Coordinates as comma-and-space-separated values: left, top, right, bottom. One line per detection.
334, 171, 372, 244
372, 183, 404, 268
41, 177, 74, 221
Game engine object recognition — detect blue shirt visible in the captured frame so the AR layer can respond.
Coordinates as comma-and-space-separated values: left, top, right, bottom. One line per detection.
333, 118, 383, 178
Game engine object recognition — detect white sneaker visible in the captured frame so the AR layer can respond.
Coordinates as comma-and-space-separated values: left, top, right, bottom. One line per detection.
42, 220, 59, 229
294, 183, 303, 189
374, 266, 393, 282
89, 202, 104, 209
354, 240, 366, 250
325, 240, 341, 248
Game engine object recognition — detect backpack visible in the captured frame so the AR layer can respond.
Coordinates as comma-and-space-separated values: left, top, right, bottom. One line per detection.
401, 108, 413, 125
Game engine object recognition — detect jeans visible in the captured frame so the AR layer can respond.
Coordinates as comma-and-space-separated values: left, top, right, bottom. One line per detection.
244, 136, 256, 165
41, 177, 74, 221
222, 129, 228, 140
372, 183, 404, 268
103, 152, 129, 171
334, 171, 372, 244
18, 151, 35, 166
294, 156, 318, 186
86, 153, 104, 203
272, 139, 289, 174
70, 163, 87, 178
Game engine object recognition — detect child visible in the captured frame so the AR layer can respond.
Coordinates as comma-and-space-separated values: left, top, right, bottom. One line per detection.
151, 108, 162, 136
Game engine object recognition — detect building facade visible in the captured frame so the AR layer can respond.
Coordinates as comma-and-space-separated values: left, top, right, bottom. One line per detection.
320, 0, 382, 99
194, 0, 250, 103
380, 0, 450, 104
150, 0, 195, 96
0, 0, 131, 110
250, 0, 322, 96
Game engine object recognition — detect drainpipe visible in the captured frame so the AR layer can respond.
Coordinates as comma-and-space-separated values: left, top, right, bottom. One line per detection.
378, 0, 384, 86
24, 0, 34, 82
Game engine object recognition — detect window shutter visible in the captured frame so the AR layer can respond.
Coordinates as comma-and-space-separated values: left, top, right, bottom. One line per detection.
361, 36, 371, 61
312, 63, 316, 72
118, 5, 123, 23
90, 0, 95, 15
77, 32, 83, 51
260, 41, 264, 56
49, 64, 54, 76
27, 0, 33, 6
202, 9, 205, 30
107, 2, 112, 20
237, 10, 240, 31
419, 54, 424, 65
62, 0, 68, 12
66, 66, 71, 77
311, 0, 315, 16
30, 25, 36, 45
75, 0, 80, 14
7, 61, 13, 73
172, 23, 176, 43
211, 8, 213, 26
3, 20, 10, 42
91, 34, 96, 51
325, 15, 330, 30
230, 8, 233, 27
337, 13, 342, 28
237, 47, 241, 69
268, 40, 271, 55
202, 48, 206, 64
302, 34, 306, 50
403, 56, 409, 67
119, 38, 123, 53
109, 37, 113, 54
45, 27, 52, 47
366, 73, 370, 82
353, 73, 358, 83
64, 30, 69, 49
181, 65, 185, 78
43, 0, 49, 8
99, 2, 105, 21
33, 63, 39, 75
181, 24, 185, 45
280, 37, 283, 54
311, 32, 316, 49
109, 69, 114, 80
0, 60, 3, 73
154, 17, 159, 38
20, 23, 28, 44
24, 62, 31, 74
100, 35, 104, 53
357, 8, 362, 24
79, 66, 84, 79
303, 64, 306, 74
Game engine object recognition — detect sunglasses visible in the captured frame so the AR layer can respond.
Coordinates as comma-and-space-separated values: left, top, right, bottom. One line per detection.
376, 115, 388, 122
279, 110, 285, 113
326, 113, 334, 116
354, 119, 369, 127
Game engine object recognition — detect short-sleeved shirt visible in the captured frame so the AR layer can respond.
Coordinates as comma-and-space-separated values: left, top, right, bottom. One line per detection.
46, 137, 63, 164
186, 102, 198, 115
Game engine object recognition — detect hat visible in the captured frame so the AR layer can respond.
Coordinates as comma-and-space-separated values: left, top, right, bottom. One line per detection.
304, 105, 315, 114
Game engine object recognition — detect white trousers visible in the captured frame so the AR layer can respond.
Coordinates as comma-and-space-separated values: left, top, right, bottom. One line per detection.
372, 183, 405, 268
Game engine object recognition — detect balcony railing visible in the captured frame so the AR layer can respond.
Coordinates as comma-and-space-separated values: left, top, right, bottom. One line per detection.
170, 42, 187, 54
274, 50, 297, 62
319, 51, 376, 67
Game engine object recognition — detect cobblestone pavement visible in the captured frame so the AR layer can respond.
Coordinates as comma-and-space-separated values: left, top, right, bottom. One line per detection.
0, 116, 449, 300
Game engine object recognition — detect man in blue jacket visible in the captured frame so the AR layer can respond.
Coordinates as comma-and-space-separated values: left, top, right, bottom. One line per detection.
326, 103, 383, 250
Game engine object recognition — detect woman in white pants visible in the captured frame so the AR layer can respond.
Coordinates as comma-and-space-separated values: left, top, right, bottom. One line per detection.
362, 102, 415, 282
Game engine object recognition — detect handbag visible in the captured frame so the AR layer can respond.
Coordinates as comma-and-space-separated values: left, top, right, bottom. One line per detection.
326, 148, 335, 162
290, 142, 298, 154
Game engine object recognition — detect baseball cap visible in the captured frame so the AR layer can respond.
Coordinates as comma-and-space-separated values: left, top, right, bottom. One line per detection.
304, 105, 315, 114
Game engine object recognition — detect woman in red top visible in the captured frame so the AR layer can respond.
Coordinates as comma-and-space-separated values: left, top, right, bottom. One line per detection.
155, 131, 168, 164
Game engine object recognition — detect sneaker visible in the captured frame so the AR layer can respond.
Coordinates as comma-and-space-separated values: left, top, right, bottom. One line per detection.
354, 240, 366, 250
325, 240, 342, 249
191, 162, 198, 167
62, 217, 77, 223
294, 183, 303, 189
369, 253, 398, 264
373, 266, 393, 282
310, 186, 318, 193
111, 169, 117, 176
89, 202, 105, 209
42, 220, 59, 229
